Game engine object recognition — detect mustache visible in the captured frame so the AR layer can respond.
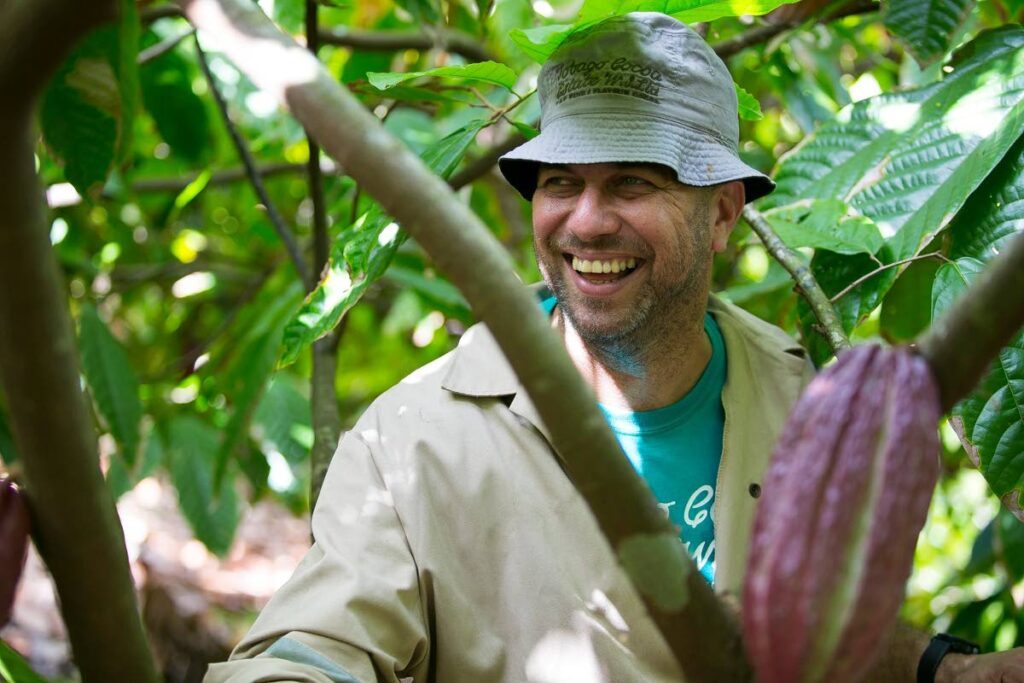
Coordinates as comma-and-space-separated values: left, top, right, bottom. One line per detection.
545, 234, 651, 257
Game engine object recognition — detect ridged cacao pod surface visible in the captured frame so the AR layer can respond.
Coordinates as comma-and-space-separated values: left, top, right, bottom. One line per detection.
1, 475, 31, 627
743, 344, 941, 683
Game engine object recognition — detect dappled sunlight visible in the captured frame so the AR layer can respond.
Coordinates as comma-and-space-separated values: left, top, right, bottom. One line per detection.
526, 624, 606, 683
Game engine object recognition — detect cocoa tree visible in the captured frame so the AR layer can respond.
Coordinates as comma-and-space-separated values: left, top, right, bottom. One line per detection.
2, 0, 1024, 679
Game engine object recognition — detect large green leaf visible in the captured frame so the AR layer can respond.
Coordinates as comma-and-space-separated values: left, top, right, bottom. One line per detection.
140, 36, 211, 162
39, 0, 139, 195
769, 28, 1024, 263
78, 305, 143, 466
932, 134, 1024, 521
761, 199, 885, 256
884, 0, 975, 68
0, 403, 18, 466
280, 120, 486, 365
214, 276, 304, 486
510, 0, 795, 62
368, 62, 519, 91
165, 416, 239, 556
0, 640, 49, 683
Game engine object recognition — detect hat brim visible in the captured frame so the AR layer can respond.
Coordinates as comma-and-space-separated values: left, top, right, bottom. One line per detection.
498, 112, 774, 203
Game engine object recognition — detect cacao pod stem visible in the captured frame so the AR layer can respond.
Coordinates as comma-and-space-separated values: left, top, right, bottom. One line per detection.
743, 344, 941, 683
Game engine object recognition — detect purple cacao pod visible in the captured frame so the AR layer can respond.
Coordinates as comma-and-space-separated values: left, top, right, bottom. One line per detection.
743, 344, 941, 683
0, 475, 31, 627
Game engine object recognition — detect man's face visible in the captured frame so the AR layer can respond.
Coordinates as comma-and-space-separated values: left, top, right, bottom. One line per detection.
532, 162, 729, 351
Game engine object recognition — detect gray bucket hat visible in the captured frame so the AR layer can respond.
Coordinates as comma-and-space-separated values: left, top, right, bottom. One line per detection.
498, 13, 774, 203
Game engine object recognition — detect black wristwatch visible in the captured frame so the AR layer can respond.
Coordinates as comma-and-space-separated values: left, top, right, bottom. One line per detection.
916, 633, 981, 683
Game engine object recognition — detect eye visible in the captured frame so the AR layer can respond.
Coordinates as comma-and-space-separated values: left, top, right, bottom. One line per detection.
538, 173, 581, 195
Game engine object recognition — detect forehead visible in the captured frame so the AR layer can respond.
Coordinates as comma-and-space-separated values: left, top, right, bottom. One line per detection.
538, 162, 678, 179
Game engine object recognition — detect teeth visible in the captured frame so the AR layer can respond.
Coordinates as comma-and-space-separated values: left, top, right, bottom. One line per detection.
571, 256, 637, 275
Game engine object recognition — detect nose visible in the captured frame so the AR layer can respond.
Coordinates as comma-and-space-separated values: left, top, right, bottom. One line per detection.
565, 186, 619, 242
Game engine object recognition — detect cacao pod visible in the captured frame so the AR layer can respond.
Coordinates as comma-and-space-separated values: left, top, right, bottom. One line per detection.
0, 475, 31, 627
742, 344, 941, 683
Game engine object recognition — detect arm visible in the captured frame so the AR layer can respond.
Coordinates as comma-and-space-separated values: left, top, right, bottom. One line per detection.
205, 429, 430, 683
865, 621, 1024, 683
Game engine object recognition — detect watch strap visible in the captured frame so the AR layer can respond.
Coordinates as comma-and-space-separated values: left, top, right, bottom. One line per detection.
916, 633, 981, 683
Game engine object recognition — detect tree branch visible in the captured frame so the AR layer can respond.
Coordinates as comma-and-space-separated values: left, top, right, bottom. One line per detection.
0, 4, 159, 679
917, 232, 1024, 413
138, 27, 196, 64
449, 128, 528, 190
711, 0, 879, 59
305, 0, 342, 510
194, 37, 313, 289
742, 205, 851, 353
319, 26, 496, 63
176, 0, 749, 678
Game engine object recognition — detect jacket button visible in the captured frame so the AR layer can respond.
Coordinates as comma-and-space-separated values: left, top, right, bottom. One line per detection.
748, 483, 762, 498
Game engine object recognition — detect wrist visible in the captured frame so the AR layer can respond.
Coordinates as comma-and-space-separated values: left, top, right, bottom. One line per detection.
918, 634, 980, 683
934, 652, 972, 683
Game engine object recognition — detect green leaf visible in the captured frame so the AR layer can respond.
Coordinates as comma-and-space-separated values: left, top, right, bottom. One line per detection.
511, 120, 541, 140
879, 254, 944, 342
368, 61, 519, 91
579, 0, 798, 25
214, 276, 304, 487
798, 246, 898, 365
279, 121, 486, 365
383, 264, 472, 319
253, 376, 312, 466
511, 0, 797, 62
769, 27, 1024, 262
884, 0, 976, 68
78, 305, 143, 466
0, 641, 49, 683
736, 82, 763, 121
394, 0, 442, 24
165, 416, 239, 556
39, 4, 139, 195
932, 134, 1024, 521
140, 37, 211, 162
762, 200, 885, 256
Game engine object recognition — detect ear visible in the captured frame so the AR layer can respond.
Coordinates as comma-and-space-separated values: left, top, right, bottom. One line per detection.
710, 181, 745, 253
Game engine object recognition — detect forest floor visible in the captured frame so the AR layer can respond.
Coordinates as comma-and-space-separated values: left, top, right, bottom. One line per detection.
1, 476, 311, 682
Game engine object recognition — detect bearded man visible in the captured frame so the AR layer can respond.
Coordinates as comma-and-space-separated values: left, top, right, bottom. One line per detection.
206, 12, 1024, 683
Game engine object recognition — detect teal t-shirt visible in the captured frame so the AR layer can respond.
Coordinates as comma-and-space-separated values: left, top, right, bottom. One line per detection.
540, 295, 726, 584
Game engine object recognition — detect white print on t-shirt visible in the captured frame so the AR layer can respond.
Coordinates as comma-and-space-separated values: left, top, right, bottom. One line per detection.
683, 485, 714, 528
684, 540, 716, 572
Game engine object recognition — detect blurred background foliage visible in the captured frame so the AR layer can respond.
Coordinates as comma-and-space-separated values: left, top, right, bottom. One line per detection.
1, 0, 1023, 670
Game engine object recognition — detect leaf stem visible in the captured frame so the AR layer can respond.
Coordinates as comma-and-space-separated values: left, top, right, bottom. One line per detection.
742, 205, 851, 353
829, 252, 951, 304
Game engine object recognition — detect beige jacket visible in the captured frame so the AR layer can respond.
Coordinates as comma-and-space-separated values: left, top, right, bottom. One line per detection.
206, 295, 812, 683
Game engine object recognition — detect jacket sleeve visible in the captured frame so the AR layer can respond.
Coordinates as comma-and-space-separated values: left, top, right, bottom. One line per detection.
204, 428, 430, 683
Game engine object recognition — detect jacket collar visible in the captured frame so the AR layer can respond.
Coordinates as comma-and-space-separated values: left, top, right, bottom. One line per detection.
439, 287, 808, 441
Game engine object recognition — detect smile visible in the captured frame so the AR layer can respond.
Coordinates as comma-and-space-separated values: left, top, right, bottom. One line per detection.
570, 256, 639, 275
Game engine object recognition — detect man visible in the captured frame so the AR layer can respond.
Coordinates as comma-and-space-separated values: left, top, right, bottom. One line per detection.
207, 12, 1024, 683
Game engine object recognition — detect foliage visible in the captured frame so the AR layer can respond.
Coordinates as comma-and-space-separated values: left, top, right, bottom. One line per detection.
2, 0, 1023, 660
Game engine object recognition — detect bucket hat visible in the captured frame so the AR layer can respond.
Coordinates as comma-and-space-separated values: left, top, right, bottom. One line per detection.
498, 12, 774, 203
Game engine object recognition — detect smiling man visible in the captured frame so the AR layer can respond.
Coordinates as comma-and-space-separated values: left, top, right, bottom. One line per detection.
205, 12, 1017, 683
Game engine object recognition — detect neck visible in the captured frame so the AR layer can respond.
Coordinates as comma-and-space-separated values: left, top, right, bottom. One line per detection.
555, 307, 712, 412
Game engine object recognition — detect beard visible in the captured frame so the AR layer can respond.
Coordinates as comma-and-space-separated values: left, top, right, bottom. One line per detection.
536, 197, 713, 366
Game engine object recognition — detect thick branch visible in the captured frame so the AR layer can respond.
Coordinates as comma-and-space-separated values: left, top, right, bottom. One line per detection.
177, 0, 749, 678
319, 26, 496, 63
743, 205, 851, 354
0, 22, 158, 683
195, 38, 313, 289
917, 232, 1024, 413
